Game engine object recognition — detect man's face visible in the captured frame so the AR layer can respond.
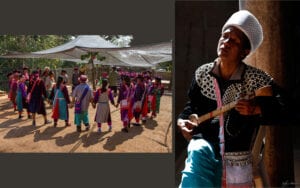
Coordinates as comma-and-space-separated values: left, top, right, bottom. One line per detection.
33, 74, 39, 80
20, 76, 25, 82
217, 26, 246, 62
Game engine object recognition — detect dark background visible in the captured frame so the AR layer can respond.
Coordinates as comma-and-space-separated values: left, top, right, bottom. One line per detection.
0, 0, 174, 188
174, 1, 238, 185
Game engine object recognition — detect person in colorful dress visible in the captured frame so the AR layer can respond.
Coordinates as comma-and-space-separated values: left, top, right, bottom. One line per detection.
108, 66, 120, 98
149, 77, 164, 118
71, 67, 80, 92
49, 76, 71, 127
131, 75, 146, 126
92, 79, 116, 133
16, 74, 30, 119
116, 75, 133, 133
27, 70, 51, 126
71, 75, 93, 132
41, 66, 50, 83
22, 67, 30, 87
7, 72, 13, 93
60, 70, 69, 84
9, 72, 19, 112
177, 10, 288, 187
141, 74, 152, 123
45, 71, 55, 101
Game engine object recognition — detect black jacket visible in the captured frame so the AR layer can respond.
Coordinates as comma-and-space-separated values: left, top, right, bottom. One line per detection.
178, 61, 289, 156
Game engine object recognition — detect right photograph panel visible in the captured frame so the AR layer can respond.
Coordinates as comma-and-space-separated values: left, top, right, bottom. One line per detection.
175, 1, 299, 187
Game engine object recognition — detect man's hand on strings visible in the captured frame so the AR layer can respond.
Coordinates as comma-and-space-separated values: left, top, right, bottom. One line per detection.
235, 99, 261, 115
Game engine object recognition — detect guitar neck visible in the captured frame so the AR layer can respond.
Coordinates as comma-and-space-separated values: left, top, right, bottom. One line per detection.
196, 101, 237, 125
193, 85, 273, 126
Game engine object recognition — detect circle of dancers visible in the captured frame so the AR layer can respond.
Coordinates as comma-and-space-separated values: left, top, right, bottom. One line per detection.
6, 66, 165, 133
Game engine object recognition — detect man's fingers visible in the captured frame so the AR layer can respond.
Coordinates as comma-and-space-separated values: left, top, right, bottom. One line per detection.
179, 119, 197, 127
181, 126, 193, 133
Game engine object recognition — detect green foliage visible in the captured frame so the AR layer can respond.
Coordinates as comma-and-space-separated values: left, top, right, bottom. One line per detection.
101, 35, 133, 47
156, 61, 172, 72
0, 35, 133, 91
0, 35, 73, 55
0, 35, 74, 91
80, 52, 106, 62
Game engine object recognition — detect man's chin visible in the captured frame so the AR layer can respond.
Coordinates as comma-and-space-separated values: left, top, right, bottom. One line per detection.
218, 53, 229, 59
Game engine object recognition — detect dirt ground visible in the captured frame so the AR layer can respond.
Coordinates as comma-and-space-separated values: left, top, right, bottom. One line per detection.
0, 93, 172, 153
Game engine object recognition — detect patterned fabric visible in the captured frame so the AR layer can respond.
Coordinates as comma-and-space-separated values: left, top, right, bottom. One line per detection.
225, 152, 253, 186
195, 61, 272, 105
222, 10, 263, 53
195, 63, 216, 101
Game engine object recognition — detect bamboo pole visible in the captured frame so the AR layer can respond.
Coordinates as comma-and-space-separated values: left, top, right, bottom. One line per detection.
90, 56, 96, 91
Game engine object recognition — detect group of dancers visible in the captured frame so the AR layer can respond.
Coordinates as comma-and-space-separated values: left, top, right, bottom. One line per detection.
7, 66, 165, 133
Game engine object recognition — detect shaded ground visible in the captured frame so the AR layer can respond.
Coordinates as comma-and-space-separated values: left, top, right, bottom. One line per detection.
0, 94, 172, 153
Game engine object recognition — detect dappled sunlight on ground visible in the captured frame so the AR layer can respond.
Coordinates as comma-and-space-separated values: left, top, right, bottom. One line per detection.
0, 94, 172, 153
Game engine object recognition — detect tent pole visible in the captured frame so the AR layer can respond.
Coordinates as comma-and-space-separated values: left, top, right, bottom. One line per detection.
90, 56, 96, 91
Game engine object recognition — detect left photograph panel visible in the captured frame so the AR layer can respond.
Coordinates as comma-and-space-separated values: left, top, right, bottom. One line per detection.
0, 35, 172, 153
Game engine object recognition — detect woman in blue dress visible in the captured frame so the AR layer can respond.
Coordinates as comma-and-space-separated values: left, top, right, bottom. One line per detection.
50, 76, 71, 127
16, 74, 30, 119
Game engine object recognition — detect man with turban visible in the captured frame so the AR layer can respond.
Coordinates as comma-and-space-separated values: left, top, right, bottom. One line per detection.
177, 10, 288, 187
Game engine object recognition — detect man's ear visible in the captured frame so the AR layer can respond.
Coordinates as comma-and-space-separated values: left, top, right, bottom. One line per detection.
244, 49, 250, 57
241, 49, 250, 59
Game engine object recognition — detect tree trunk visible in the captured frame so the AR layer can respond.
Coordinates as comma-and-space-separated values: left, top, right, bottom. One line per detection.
89, 57, 96, 91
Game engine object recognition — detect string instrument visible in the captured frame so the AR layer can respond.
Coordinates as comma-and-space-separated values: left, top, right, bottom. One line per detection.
188, 85, 273, 126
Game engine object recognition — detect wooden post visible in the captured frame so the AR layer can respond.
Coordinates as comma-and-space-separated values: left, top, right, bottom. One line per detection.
241, 1, 294, 186
90, 55, 96, 91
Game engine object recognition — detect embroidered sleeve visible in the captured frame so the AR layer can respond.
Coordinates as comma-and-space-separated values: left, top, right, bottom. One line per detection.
195, 63, 216, 100
243, 65, 273, 91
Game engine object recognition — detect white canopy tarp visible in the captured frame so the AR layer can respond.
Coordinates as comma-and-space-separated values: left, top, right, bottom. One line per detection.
0, 35, 172, 67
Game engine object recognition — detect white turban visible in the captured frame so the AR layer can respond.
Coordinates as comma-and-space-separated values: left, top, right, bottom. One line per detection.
222, 10, 263, 53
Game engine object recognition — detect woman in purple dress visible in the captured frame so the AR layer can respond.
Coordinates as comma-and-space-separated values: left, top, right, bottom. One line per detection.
93, 79, 115, 133
131, 75, 146, 126
116, 76, 133, 133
